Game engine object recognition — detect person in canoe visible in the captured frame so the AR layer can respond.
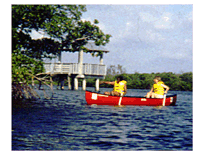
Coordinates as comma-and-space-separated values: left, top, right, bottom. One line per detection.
99, 76, 127, 96
146, 76, 169, 98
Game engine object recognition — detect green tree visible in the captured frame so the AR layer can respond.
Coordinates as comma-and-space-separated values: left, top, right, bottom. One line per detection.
106, 64, 126, 76
97, 70, 192, 91
12, 5, 111, 99
179, 72, 192, 91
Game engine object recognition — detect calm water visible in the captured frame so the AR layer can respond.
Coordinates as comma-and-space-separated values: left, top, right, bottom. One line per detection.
12, 87, 192, 150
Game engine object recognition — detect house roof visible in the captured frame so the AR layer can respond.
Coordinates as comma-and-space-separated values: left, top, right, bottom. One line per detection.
62, 41, 109, 53
84, 42, 109, 53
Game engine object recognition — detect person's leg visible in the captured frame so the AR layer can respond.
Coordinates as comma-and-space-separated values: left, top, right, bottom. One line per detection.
106, 91, 122, 96
104, 91, 111, 95
110, 91, 115, 96
151, 92, 157, 98
111, 91, 120, 96
146, 92, 152, 98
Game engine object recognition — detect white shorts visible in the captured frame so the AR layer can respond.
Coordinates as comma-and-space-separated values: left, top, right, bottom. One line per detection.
155, 94, 164, 98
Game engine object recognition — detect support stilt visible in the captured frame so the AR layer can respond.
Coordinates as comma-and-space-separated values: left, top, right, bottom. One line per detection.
74, 77, 78, 90
82, 79, 86, 91
68, 75, 71, 90
95, 78, 99, 91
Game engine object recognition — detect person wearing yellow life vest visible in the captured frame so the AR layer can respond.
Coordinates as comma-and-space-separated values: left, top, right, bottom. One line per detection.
99, 76, 127, 96
146, 76, 169, 98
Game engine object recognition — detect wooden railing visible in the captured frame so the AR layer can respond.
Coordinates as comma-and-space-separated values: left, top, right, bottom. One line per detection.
44, 63, 106, 76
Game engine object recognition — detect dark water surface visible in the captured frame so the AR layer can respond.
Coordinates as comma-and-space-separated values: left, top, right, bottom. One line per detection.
12, 87, 192, 150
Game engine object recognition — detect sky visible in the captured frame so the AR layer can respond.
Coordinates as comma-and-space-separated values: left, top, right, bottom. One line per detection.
32, 4, 193, 74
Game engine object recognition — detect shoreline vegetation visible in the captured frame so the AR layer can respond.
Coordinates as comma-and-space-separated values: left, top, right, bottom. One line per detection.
12, 71, 192, 101
95, 65, 192, 91
85, 72, 192, 91
50, 71, 192, 92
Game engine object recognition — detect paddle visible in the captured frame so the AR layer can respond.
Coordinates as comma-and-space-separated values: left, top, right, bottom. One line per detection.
162, 93, 167, 106
118, 93, 124, 106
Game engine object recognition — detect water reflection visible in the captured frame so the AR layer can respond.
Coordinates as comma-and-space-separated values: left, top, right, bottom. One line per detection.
153, 106, 169, 109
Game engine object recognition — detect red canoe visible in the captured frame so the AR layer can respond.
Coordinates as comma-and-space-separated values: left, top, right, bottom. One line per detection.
85, 91, 177, 106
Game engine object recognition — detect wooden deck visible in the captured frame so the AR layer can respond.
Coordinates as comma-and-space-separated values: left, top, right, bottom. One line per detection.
44, 63, 106, 76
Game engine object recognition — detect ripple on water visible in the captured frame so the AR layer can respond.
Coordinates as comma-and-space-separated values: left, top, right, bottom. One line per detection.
12, 88, 192, 150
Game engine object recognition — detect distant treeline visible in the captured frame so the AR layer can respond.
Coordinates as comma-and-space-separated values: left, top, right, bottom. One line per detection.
86, 72, 192, 91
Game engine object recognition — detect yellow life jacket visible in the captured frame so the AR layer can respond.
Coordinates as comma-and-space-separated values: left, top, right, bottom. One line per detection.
114, 80, 127, 93
153, 81, 165, 95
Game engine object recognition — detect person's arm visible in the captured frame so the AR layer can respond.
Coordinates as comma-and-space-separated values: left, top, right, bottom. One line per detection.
149, 87, 154, 93
161, 84, 170, 93
99, 81, 115, 85
124, 84, 127, 95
